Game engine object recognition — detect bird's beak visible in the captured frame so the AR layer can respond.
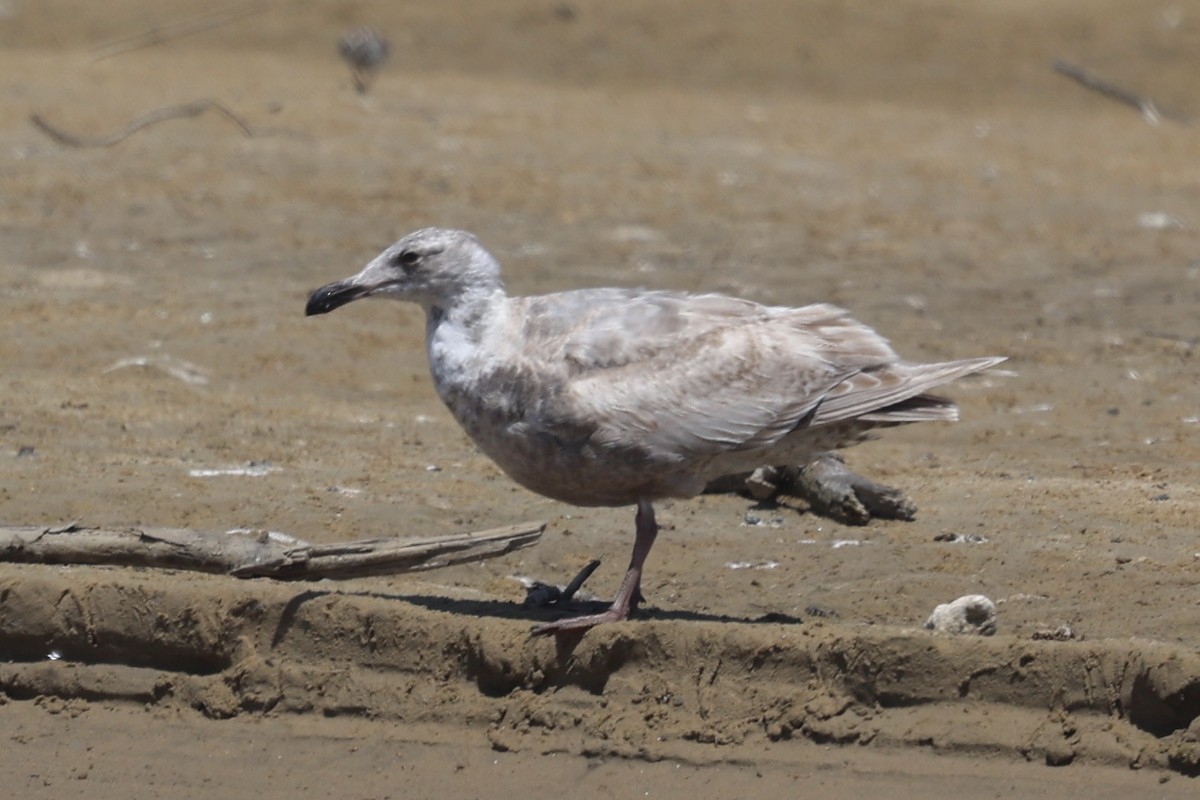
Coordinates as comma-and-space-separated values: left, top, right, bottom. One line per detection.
305, 277, 373, 316
306, 254, 404, 316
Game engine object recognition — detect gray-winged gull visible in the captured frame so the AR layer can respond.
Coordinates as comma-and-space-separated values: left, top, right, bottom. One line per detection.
306, 228, 1004, 634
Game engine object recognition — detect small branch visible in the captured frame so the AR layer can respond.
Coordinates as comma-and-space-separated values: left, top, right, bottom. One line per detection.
31, 100, 253, 148
521, 559, 603, 608
0, 522, 545, 581
1052, 59, 1171, 126
90, 1, 267, 62
1144, 330, 1199, 348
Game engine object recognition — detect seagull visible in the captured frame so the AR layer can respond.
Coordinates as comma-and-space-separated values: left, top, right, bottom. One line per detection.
305, 228, 1004, 634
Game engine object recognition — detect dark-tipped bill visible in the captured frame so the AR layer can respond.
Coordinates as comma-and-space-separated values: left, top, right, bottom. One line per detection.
306, 279, 369, 316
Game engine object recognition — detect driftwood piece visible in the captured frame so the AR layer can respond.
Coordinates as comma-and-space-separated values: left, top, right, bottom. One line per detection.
793, 453, 917, 525
0, 522, 544, 581
704, 454, 917, 525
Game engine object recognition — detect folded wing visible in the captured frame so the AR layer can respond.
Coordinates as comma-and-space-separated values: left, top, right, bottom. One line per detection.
514, 291, 997, 463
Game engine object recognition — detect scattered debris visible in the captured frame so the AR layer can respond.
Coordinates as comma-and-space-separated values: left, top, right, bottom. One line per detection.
933, 532, 989, 544
925, 594, 997, 636
741, 512, 784, 527
339, 27, 391, 94
103, 354, 210, 385
726, 560, 780, 570
1032, 625, 1081, 642
188, 461, 278, 478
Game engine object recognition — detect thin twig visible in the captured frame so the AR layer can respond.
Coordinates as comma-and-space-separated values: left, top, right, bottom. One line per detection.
1052, 59, 1167, 126
559, 560, 602, 604
91, 1, 267, 62
30, 100, 253, 148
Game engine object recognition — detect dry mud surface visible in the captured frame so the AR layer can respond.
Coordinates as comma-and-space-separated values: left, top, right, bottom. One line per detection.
2, 1, 1199, 796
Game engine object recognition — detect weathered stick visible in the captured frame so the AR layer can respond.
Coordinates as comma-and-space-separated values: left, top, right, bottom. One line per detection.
1052, 59, 1170, 126
31, 99, 253, 148
0, 522, 545, 580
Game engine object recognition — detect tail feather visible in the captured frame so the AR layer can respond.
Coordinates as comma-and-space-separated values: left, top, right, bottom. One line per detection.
858, 393, 958, 423
812, 356, 1005, 427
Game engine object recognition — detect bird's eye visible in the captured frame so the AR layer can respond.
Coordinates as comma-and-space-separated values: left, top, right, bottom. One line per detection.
391, 250, 421, 269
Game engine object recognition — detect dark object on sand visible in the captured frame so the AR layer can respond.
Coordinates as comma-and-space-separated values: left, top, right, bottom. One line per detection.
339, 28, 391, 94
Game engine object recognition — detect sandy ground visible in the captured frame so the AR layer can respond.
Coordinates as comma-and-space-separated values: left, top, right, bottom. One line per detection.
2, 0, 1199, 795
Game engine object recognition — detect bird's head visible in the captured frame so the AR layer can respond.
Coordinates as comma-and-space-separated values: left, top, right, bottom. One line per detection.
305, 227, 503, 316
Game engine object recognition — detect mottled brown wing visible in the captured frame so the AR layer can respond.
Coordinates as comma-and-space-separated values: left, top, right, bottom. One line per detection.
520, 292, 902, 460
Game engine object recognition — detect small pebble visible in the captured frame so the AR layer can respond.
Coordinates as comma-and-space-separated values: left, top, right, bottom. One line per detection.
933, 532, 988, 544
1031, 625, 1080, 642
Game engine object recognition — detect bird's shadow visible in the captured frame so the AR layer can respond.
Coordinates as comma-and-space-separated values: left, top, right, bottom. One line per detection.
398, 593, 805, 627
266, 586, 802, 651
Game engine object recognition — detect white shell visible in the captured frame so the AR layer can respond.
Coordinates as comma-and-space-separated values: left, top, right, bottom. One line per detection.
925, 594, 997, 636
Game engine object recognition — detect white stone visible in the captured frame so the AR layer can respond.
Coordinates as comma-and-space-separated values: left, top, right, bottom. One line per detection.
925, 594, 997, 636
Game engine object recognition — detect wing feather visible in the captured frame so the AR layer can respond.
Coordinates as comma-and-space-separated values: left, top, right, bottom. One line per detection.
513, 291, 909, 460
811, 357, 1007, 425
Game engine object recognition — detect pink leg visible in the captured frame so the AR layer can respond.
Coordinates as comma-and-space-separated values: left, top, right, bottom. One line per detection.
531, 500, 658, 636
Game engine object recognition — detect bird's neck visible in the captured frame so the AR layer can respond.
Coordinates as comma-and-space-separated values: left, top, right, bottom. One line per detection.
426, 284, 504, 339
424, 287, 507, 391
